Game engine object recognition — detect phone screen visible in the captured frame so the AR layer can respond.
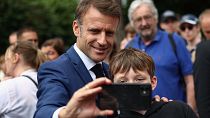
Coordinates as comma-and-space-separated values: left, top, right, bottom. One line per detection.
98, 83, 152, 111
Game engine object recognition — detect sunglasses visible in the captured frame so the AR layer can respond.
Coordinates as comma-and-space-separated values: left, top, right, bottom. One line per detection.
180, 25, 194, 31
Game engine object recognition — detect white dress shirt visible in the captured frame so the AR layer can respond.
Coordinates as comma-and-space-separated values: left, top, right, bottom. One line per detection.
0, 69, 38, 118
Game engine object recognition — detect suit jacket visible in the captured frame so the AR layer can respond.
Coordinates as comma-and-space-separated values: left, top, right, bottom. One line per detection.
34, 46, 109, 118
194, 40, 210, 118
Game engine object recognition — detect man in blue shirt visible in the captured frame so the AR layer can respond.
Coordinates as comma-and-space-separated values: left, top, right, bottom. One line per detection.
126, 0, 196, 111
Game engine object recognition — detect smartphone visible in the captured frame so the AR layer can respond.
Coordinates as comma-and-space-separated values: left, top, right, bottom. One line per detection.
98, 83, 152, 111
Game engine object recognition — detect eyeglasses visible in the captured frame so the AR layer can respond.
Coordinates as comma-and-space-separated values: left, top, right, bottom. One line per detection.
180, 25, 194, 31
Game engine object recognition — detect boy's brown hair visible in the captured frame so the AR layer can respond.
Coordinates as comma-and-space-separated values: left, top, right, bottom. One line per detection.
109, 48, 155, 79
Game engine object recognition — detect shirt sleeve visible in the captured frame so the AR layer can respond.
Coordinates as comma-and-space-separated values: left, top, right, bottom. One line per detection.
0, 81, 12, 114
52, 107, 66, 118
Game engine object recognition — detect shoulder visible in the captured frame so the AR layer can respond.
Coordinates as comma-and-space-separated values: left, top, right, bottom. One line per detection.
39, 52, 73, 73
126, 34, 140, 47
171, 33, 186, 45
197, 40, 210, 52
163, 101, 197, 117
164, 100, 189, 109
149, 101, 197, 118
0, 78, 20, 98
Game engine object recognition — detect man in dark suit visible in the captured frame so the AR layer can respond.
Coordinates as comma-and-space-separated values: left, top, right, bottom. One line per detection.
194, 40, 210, 118
34, 0, 121, 118
193, 9, 210, 118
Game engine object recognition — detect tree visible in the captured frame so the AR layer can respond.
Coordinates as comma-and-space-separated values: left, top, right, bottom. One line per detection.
0, 0, 77, 55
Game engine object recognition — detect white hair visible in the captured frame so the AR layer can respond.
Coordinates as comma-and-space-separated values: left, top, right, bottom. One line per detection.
128, 0, 158, 25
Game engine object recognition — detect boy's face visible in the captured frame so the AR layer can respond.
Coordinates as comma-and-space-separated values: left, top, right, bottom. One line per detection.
113, 68, 157, 90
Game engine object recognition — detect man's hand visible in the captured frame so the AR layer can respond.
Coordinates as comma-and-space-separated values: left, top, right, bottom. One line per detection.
59, 78, 113, 118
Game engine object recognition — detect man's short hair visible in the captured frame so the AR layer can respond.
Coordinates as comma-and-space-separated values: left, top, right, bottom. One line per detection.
17, 27, 37, 40
75, 0, 121, 24
109, 48, 155, 79
160, 10, 177, 23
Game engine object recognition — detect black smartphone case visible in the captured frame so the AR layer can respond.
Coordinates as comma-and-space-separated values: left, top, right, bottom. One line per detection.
98, 83, 152, 110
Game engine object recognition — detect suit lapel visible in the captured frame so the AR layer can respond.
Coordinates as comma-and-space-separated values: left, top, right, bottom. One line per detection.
67, 47, 93, 84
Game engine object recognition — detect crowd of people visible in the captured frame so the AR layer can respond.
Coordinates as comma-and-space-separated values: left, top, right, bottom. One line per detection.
0, 0, 210, 118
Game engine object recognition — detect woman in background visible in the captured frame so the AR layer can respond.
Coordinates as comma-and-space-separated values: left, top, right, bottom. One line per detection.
0, 41, 47, 118
41, 38, 65, 60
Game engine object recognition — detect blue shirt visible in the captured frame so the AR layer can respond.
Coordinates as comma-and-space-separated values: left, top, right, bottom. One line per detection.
127, 30, 193, 101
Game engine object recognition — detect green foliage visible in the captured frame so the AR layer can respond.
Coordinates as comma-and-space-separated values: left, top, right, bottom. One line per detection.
0, 0, 77, 55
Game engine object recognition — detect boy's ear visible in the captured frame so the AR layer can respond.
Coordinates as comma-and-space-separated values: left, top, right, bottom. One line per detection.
73, 20, 80, 37
151, 76, 157, 90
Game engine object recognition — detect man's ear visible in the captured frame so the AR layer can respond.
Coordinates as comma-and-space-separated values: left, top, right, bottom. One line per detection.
151, 76, 157, 90
73, 20, 80, 37
12, 53, 20, 64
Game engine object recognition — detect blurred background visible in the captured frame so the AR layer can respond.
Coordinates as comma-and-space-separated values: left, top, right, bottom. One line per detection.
1, 0, 210, 55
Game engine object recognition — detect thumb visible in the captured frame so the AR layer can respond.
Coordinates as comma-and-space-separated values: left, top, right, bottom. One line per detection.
96, 110, 114, 117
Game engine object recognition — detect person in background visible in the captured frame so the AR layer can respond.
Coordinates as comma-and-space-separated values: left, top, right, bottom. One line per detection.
120, 23, 136, 49
179, 14, 201, 63
17, 27, 39, 47
41, 38, 65, 60
126, 0, 196, 111
0, 55, 6, 81
160, 10, 180, 34
193, 9, 210, 118
8, 31, 17, 45
0, 55, 12, 82
199, 9, 210, 40
0, 41, 47, 118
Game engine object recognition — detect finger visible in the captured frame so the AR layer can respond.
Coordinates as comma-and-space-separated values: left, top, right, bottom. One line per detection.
96, 110, 114, 117
161, 97, 169, 102
153, 95, 160, 102
169, 99, 173, 101
84, 78, 112, 89
81, 87, 102, 98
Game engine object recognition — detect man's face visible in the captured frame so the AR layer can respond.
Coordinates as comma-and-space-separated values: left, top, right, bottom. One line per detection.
131, 4, 158, 39
73, 6, 119, 63
179, 23, 200, 42
201, 17, 210, 40
113, 68, 157, 90
160, 18, 179, 34
20, 31, 38, 46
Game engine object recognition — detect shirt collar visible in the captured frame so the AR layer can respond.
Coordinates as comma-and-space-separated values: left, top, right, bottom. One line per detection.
20, 69, 36, 76
137, 30, 164, 45
74, 44, 98, 70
